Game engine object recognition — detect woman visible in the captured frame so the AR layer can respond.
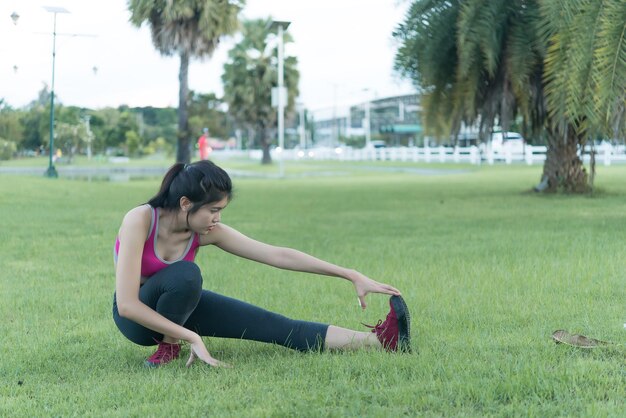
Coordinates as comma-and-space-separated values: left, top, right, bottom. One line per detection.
113, 160, 411, 367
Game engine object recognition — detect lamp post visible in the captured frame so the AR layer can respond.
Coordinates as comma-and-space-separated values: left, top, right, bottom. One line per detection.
362, 88, 372, 148
297, 102, 306, 149
82, 114, 93, 160
364, 100, 371, 148
269, 20, 290, 177
43, 6, 70, 178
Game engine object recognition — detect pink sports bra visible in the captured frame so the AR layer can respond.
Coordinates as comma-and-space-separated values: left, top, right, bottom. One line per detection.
114, 205, 200, 278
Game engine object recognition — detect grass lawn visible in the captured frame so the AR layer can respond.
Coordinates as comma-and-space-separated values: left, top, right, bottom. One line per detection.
1, 162, 625, 416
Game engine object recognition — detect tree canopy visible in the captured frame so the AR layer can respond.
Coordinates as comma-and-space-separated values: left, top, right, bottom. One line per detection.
394, 0, 545, 141
394, 0, 625, 192
222, 18, 299, 164
541, 0, 626, 140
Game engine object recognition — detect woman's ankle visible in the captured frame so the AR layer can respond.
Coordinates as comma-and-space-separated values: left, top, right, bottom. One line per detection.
324, 326, 380, 350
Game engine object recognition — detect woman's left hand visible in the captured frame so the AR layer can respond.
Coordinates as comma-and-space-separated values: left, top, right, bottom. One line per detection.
348, 270, 401, 309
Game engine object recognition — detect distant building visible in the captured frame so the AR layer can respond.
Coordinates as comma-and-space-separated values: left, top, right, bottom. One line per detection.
310, 115, 348, 147
310, 93, 423, 148
350, 94, 423, 146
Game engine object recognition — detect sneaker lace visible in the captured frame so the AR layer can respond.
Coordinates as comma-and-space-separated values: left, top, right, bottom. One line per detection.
362, 319, 384, 332
363, 307, 397, 336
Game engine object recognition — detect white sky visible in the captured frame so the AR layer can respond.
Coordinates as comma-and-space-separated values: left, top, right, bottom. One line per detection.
0, 0, 414, 113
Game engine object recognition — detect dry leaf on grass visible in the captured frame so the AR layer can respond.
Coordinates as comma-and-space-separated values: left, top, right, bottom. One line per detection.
552, 329, 611, 348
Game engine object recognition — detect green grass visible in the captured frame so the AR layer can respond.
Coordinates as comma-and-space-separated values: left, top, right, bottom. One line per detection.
1, 162, 625, 417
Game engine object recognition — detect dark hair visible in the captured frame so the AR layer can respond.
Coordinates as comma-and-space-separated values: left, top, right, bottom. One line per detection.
147, 160, 233, 214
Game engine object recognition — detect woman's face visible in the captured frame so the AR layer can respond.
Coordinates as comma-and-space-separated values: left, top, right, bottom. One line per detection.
188, 196, 229, 234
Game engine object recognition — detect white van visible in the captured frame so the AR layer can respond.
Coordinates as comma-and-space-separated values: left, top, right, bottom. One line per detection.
491, 131, 525, 152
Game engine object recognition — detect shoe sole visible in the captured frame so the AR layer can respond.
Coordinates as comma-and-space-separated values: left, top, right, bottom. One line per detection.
144, 359, 177, 368
390, 295, 412, 353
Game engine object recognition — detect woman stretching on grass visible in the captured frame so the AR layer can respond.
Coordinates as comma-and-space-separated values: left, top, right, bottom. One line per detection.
113, 160, 411, 367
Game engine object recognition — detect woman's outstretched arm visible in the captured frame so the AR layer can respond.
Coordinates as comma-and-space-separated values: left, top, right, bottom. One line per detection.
205, 223, 401, 308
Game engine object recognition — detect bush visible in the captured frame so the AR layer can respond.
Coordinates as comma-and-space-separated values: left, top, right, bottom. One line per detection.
0, 138, 17, 160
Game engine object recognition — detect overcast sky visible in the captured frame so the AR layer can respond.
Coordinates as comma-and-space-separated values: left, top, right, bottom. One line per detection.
1, 0, 414, 114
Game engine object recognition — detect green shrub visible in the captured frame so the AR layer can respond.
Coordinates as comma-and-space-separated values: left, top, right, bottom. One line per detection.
0, 137, 16, 160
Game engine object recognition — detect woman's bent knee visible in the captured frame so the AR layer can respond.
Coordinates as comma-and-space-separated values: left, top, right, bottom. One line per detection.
170, 261, 203, 289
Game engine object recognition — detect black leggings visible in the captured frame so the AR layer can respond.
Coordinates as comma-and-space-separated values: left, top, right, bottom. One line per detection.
113, 261, 329, 352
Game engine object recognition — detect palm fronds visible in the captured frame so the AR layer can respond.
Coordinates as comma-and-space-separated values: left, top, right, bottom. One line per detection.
394, 0, 544, 141
128, 0, 243, 57
542, 0, 626, 139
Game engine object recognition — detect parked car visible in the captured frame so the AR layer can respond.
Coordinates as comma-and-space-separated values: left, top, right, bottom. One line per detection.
368, 140, 387, 149
480, 131, 525, 154
493, 131, 525, 152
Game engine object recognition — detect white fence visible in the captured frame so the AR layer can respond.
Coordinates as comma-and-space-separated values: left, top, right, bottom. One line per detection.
240, 143, 626, 166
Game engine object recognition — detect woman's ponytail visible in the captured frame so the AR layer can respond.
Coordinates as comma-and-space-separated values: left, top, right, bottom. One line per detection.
147, 160, 232, 211
147, 163, 185, 208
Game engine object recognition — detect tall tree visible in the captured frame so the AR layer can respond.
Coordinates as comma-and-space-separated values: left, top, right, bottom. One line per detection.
539, 0, 626, 191
0, 104, 24, 148
55, 121, 88, 163
18, 84, 55, 151
222, 18, 299, 164
394, 1, 545, 144
395, 0, 625, 193
128, 0, 244, 163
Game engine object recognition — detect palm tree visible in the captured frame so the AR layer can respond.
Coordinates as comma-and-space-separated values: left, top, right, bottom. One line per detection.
539, 0, 626, 191
394, 0, 545, 146
128, 0, 244, 163
393, 0, 461, 139
394, 0, 626, 192
222, 18, 299, 164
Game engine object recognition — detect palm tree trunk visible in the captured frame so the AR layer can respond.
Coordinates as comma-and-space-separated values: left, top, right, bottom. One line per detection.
260, 127, 272, 164
177, 51, 191, 164
246, 127, 255, 149
535, 125, 589, 193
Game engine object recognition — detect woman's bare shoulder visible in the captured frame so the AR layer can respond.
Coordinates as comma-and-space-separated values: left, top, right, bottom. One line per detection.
120, 204, 152, 232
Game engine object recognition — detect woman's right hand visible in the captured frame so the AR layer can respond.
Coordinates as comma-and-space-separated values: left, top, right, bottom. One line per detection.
186, 335, 232, 368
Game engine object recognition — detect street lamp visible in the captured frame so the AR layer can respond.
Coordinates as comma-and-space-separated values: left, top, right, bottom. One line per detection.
269, 20, 290, 177
297, 102, 306, 149
43, 6, 70, 178
362, 88, 372, 148
82, 114, 93, 160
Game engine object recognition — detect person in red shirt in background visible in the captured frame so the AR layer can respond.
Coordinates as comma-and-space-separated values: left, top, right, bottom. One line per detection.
197, 128, 212, 160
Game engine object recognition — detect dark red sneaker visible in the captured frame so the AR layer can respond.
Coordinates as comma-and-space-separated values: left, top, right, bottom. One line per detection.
364, 295, 411, 352
145, 341, 181, 367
